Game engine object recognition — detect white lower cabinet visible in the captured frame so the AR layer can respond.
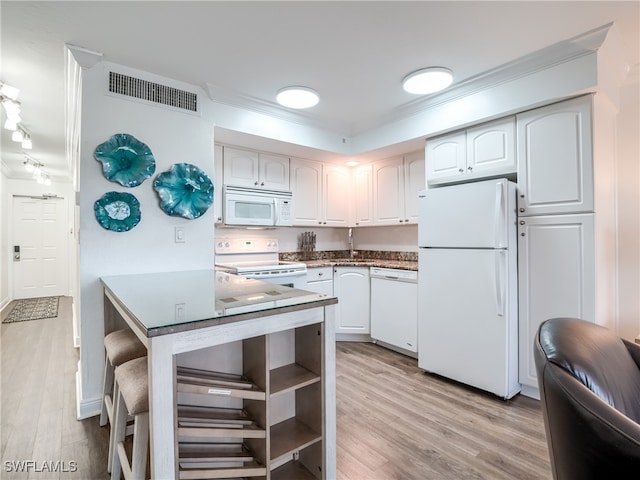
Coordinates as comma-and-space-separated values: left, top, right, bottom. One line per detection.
517, 213, 596, 393
333, 267, 370, 336
305, 267, 333, 296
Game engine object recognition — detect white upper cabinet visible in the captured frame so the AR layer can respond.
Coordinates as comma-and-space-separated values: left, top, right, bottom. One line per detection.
372, 156, 405, 225
222, 146, 290, 191
352, 164, 373, 227
323, 164, 351, 227
467, 118, 516, 177
290, 158, 350, 226
371, 152, 424, 225
425, 132, 466, 183
516, 96, 593, 216
290, 158, 322, 225
403, 150, 426, 223
426, 117, 516, 185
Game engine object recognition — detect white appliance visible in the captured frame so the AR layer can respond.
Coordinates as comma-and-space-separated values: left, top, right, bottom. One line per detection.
370, 267, 418, 356
223, 186, 293, 227
417, 178, 520, 399
215, 237, 306, 289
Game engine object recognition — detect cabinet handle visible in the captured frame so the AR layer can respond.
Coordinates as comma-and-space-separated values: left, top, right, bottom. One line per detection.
318, 272, 323, 277
254, 181, 259, 186
519, 220, 525, 225
467, 166, 473, 171
399, 219, 404, 223
519, 208, 526, 213
260, 182, 264, 186
458, 168, 464, 173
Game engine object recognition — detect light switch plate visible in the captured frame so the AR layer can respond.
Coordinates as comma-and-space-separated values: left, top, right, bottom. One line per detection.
175, 226, 185, 243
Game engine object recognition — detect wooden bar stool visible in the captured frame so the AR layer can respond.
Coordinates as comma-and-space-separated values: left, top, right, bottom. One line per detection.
100, 329, 147, 428
110, 356, 149, 480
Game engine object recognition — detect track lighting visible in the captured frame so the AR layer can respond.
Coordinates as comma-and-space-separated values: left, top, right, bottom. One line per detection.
12, 129, 24, 142
24, 156, 51, 185
2, 81, 35, 157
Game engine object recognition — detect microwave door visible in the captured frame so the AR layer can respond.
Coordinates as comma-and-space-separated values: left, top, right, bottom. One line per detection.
228, 197, 274, 226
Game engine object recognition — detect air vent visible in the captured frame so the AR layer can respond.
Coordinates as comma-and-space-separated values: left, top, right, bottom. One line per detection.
108, 71, 197, 112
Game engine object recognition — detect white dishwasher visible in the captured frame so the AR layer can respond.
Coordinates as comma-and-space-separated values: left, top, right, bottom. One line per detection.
370, 267, 418, 355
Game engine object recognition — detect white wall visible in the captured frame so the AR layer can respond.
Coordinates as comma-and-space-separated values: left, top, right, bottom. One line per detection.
0, 170, 9, 309
615, 68, 640, 340
77, 62, 216, 417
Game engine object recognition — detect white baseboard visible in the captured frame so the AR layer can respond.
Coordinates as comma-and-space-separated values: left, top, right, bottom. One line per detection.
520, 384, 540, 400
75, 367, 101, 419
336, 333, 371, 342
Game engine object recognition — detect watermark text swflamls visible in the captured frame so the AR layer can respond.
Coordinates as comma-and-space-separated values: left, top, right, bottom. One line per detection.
3, 460, 78, 473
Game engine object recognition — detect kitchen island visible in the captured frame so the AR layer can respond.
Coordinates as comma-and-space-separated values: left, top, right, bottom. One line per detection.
101, 269, 337, 479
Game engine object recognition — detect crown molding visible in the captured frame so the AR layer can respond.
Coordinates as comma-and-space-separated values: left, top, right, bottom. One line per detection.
65, 44, 103, 69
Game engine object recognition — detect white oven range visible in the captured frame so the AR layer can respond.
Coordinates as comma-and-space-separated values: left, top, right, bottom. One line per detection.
215, 237, 307, 289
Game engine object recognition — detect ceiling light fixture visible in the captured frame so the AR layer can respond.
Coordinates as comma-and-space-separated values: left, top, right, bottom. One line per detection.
0, 82, 19, 100
402, 67, 453, 95
276, 86, 319, 109
346, 161, 359, 167
24, 155, 51, 185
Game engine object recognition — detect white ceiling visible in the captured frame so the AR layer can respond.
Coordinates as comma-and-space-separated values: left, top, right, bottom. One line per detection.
1, 1, 639, 181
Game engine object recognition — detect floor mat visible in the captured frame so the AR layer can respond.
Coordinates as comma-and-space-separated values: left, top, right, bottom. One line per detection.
2, 296, 60, 323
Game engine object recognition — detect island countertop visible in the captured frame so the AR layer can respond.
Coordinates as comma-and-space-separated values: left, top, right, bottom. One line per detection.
101, 269, 337, 337
101, 268, 337, 479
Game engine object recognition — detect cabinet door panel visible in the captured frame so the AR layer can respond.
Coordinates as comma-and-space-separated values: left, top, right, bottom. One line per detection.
323, 165, 350, 226
373, 157, 404, 225
517, 97, 593, 215
425, 132, 466, 185
333, 267, 370, 334
259, 153, 289, 191
517, 214, 595, 389
223, 147, 259, 188
403, 150, 425, 224
467, 118, 516, 177
290, 159, 322, 226
353, 165, 373, 226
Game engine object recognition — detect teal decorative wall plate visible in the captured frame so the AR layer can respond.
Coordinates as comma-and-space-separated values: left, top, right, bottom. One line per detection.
94, 133, 156, 187
153, 163, 214, 219
94, 191, 141, 232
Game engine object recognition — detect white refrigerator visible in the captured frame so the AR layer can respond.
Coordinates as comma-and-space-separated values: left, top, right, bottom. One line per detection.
417, 178, 520, 399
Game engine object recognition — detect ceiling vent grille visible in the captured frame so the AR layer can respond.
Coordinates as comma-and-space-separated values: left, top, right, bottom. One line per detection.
108, 71, 197, 112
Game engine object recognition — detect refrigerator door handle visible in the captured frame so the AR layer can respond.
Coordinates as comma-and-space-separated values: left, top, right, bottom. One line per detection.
493, 182, 505, 248
495, 250, 505, 317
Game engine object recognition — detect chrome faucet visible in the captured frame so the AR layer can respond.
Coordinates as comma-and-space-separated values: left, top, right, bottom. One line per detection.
348, 227, 354, 259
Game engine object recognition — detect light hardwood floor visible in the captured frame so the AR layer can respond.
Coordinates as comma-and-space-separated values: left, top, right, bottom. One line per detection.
1, 298, 551, 479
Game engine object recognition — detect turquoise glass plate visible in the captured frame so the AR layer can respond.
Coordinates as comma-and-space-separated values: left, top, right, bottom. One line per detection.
153, 163, 214, 219
94, 133, 156, 187
94, 192, 141, 232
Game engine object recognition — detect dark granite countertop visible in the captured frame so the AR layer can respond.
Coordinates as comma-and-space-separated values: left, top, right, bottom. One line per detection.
281, 250, 418, 271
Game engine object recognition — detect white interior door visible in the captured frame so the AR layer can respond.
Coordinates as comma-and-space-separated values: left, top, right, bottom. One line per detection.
12, 195, 69, 299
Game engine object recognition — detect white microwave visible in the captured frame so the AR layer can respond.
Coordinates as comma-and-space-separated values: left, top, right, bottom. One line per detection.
223, 186, 293, 227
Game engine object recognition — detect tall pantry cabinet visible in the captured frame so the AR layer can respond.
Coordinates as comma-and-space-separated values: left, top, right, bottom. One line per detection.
517, 94, 617, 396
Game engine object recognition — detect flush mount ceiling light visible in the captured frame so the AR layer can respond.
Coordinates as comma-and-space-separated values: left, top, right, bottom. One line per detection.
276, 86, 319, 109
402, 67, 453, 95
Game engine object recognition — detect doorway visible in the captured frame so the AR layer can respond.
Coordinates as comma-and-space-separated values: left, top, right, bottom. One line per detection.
12, 195, 69, 299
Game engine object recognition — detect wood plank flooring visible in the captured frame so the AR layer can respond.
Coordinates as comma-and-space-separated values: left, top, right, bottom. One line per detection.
1, 299, 551, 479
336, 342, 551, 480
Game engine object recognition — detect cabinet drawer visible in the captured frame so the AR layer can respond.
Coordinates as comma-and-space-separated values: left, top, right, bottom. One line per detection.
306, 267, 332, 282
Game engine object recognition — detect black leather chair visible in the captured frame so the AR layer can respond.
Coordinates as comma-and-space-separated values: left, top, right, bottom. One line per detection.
534, 317, 640, 479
